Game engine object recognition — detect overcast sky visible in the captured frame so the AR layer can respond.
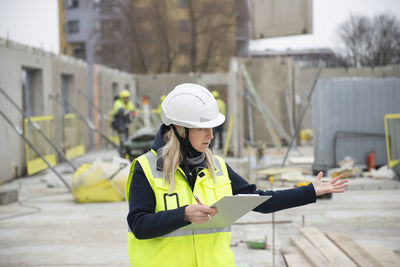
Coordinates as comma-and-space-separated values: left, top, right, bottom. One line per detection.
0, 0, 399, 54
250, 0, 400, 51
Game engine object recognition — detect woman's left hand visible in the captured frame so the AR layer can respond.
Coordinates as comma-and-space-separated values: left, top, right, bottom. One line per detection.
312, 172, 349, 196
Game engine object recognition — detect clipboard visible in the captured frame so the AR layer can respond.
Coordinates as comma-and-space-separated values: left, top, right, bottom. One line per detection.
180, 195, 271, 230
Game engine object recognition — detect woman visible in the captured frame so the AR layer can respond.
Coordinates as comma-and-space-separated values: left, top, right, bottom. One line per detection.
126, 83, 348, 267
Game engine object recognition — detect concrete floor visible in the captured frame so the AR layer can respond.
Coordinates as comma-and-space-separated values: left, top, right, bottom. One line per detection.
1, 148, 399, 266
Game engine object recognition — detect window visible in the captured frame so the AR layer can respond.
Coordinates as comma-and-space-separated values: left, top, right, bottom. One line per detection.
73, 43, 86, 60
67, 0, 79, 9
67, 20, 80, 33
112, 82, 119, 100
178, 20, 189, 31
22, 68, 44, 117
99, 0, 116, 13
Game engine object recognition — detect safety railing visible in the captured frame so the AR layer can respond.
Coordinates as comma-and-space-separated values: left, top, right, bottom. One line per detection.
24, 115, 56, 175
64, 113, 85, 159
384, 114, 400, 168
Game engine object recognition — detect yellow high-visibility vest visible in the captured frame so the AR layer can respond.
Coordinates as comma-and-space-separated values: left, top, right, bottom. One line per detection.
112, 98, 134, 116
125, 150, 234, 267
216, 98, 226, 116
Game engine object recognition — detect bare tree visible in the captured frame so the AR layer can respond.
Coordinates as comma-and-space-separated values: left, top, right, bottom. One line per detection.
186, 0, 236, 72
94, 0, 237, 74
371, 13, 400, 66
335, 13, 400, 67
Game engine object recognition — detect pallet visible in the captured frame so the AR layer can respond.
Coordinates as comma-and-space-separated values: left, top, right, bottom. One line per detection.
283, 227, 400, 267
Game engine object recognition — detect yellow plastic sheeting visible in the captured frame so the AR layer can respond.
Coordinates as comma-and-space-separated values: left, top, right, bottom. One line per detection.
72, 158, 130, 203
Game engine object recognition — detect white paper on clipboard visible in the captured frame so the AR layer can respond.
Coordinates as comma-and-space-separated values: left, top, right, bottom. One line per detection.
180, 195, 271, 230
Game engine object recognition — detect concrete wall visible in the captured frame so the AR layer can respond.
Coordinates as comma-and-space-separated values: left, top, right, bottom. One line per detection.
134, 73, 228, 109
0, 39, 136, 183
243, 57, 294, 145
250, 0, 313, 39
227, 57, 294, 151
51, 55, 89, 151
0, 40, 55, 181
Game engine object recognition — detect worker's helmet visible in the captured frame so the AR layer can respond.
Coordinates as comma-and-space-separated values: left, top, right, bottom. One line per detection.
160, 95, 166, 102
120, 90, 130, 98
211, 90, 219, 99
161, 83, 225, 128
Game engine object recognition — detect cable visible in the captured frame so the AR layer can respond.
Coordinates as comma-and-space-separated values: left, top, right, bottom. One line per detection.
0, 183, 69, 221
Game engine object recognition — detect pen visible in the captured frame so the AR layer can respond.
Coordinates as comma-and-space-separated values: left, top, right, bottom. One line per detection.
193, 194, 212, 219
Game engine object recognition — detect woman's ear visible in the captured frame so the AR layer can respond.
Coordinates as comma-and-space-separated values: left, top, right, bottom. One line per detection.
175, 125, 186, 139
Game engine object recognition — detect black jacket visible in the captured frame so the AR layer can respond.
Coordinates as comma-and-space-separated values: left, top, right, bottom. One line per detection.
127, 125, 316, 239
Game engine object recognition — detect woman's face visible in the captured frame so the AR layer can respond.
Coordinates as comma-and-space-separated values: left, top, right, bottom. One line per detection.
188, 128, 214, 153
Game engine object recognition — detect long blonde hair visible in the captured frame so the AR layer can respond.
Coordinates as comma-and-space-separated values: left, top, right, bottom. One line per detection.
161, 126, 217, 193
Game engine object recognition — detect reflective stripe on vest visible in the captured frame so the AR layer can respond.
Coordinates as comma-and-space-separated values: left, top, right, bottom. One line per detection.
128, 225, 231, 237
126, 150, 234, 267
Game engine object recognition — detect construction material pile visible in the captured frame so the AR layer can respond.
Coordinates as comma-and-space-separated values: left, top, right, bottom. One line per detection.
72, 157, 130, 203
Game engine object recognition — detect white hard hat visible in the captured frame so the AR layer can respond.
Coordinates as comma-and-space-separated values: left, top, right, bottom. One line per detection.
161, 83, 225, 128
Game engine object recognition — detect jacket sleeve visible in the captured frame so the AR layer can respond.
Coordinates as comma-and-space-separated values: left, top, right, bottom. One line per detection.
227, 163, 317, 213
127, 162, 190, 239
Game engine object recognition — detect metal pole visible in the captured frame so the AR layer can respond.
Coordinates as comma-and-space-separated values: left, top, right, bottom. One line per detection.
243, 86, 280, 148
0, 87, 77, 171
49, 94, 119, 150
281, 67, 323, 167
285, 89, 296, 147
246, 92, 255, 144
272, 212, 275, 266
241, 64, 291, 144
0, 109, 71, 192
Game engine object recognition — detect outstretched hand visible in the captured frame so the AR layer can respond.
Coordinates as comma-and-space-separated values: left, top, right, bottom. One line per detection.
312, 172, 349, 196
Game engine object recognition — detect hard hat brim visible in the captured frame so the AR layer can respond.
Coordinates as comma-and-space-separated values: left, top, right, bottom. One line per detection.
163, 113, 225, 128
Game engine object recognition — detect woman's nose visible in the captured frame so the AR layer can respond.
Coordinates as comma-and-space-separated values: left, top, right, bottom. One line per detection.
207, 128, 214, 138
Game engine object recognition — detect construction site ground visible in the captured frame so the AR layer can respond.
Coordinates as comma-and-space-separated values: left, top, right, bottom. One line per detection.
0, 146, 399, 267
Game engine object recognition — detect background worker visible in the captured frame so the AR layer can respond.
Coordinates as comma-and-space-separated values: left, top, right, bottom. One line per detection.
126, 83, 348, 267
211, 90, 226, 149
156, 95, 166, 115
111, 89, 135, 144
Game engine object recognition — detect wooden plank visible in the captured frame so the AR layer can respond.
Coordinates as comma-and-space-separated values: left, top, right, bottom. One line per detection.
299, 227, 357, 266
364, 245, 400, 267
282, 246, 313, 267
290, 235, 333, 267
326, 232, 384, 267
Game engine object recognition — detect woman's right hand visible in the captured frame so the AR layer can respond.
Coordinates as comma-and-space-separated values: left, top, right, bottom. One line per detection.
184, 204, 217, 224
